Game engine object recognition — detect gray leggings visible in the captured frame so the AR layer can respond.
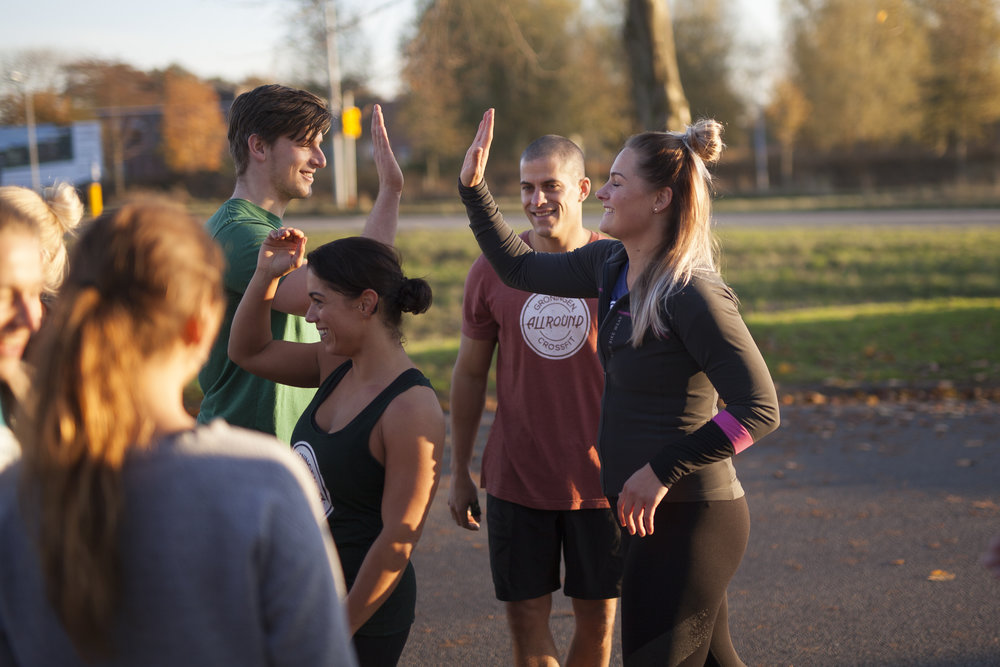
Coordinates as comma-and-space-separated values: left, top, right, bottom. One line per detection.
616, 497, 750, 667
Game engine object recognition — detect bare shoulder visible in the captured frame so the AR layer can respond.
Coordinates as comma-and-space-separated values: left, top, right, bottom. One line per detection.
384, 382, 444, 430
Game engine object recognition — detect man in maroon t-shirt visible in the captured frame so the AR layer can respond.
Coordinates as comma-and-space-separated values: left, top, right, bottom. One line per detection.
449, 136, 623, 666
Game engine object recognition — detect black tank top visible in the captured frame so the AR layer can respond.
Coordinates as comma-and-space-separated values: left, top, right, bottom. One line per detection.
289, 360, 432, 636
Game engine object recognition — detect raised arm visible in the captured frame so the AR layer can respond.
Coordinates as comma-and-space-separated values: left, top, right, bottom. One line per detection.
228, 227, 324, 388
271, 106, 402, 316
458, 110, 605, 301
361, 104, 402, 246
344, 386, 444, 634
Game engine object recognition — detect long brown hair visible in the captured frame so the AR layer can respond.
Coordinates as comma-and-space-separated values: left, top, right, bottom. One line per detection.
624, 119, 725, 346
16, 199, 223, 658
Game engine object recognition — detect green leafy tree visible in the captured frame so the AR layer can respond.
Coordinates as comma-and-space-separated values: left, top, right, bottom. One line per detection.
399, 0, 630, 192
787, 0, 928, 150
919, 0, 1000, 169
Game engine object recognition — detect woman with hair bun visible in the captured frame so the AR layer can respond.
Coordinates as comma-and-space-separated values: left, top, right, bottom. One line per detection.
459, 110, 779, 666
0, 199, 44, 468
0, 200, 356, 665
0, 183, 84, 467
229, 229, 445, 667
0, 183, 84, 300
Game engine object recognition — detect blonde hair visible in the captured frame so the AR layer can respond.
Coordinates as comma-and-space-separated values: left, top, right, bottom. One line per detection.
0, 184, 84, 296
16, 199, 223, 659
624, 119, 725, 346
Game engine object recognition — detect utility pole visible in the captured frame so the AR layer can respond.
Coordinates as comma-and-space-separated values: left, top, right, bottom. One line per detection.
8, 71, 40, 191
324, 0, 358, 208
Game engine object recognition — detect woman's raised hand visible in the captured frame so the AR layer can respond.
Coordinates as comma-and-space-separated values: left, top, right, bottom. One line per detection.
460, 109, 495, 188
256, 227, 307, 279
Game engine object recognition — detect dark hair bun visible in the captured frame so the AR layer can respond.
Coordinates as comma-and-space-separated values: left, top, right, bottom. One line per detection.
397, 277, 432, 315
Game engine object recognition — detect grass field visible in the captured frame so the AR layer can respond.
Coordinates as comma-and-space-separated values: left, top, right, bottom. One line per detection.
294, 224, 1000, 406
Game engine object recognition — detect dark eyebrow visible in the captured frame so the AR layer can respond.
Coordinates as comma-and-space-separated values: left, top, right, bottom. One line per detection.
308, 291, 324, 300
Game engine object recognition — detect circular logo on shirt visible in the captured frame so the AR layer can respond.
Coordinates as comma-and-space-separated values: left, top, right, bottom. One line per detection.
519, 294, 591, 360
292, 441, 333, 517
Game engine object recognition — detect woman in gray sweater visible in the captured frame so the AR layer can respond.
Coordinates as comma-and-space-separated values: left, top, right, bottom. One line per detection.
0, 200, 356, 666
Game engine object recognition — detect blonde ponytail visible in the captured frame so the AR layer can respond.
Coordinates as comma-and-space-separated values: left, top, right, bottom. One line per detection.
624, 119, 724, 346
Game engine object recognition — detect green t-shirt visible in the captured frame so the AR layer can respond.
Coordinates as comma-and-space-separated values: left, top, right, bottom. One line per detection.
197, 199, 318, 443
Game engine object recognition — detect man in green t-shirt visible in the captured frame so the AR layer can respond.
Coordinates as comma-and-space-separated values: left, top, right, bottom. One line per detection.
198, 84, 402, 442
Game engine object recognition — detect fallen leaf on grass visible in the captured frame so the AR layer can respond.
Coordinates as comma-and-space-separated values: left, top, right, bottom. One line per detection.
927, 569, 956, 582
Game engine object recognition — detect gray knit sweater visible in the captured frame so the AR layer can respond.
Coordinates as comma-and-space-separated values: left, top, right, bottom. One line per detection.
0, 420, 357, 666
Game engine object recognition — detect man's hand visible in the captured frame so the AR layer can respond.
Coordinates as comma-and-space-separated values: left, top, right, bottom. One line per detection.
460, 109, 494, 188
448, 472, 482, 531
371, 103, 403, 197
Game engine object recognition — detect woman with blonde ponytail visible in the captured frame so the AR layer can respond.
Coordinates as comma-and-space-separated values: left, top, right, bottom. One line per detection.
0, 200, 357, 666
460, 110, 779, 665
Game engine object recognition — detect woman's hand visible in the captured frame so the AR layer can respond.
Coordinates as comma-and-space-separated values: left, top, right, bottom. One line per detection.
256, 227, 307, 280
617, 464, 669, 537
460, 109, 494, 188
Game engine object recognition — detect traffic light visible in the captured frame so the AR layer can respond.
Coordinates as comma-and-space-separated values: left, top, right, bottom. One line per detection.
342, 106, 362, 139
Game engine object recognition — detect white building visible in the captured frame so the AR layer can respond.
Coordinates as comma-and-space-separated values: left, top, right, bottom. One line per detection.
0, 121, 102, 188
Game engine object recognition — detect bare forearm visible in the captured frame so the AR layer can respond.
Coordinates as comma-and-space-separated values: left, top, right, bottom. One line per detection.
449, 373, 488, 472
229, 270, 279, 365
361, 190, 401, 246
362, 103, 403, 247
346, 536, 412, 634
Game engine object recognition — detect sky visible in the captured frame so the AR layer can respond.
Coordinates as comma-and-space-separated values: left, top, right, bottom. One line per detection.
1, 0, 781, 100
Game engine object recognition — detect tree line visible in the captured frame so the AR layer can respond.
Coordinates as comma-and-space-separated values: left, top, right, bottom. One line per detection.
2, 0, 999, 201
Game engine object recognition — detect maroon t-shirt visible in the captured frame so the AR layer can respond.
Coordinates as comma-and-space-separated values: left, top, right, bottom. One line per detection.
463, 230, 608, 510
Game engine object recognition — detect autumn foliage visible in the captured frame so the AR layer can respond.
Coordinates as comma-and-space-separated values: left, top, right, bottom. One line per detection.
161, 70, 226, 174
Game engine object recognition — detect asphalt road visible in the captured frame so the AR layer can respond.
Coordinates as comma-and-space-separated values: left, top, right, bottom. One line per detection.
283, 206, 1000, 664
398, 400, 1000, 666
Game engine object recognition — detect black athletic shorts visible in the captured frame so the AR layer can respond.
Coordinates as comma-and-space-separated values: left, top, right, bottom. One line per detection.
486, 494, 624, 602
